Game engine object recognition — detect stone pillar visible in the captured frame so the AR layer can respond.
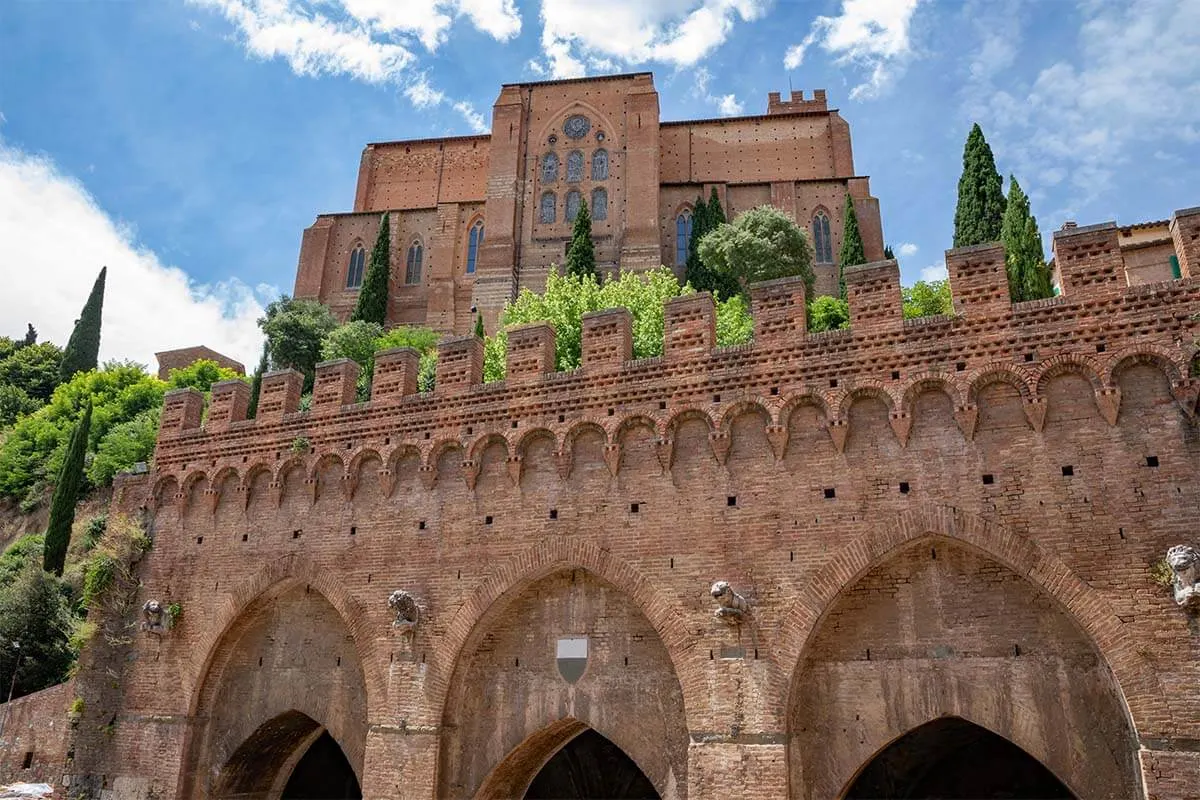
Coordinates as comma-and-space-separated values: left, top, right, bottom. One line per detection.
845, 259, 903, 336
473, 84, 527, 329
620, 75, 662, 271
581, 308, 633, 370
663, 293, 716, 359
207, 380, 250, 431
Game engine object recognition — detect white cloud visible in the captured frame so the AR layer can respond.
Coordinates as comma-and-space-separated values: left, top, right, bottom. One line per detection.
897, 242, 918, 257
716, 94, 743, 116
0, 138, 268, 371
189, 0, 510, 128
784, 0, 925, 99
453, 101, 489, 133
970, 0, 1200, 206
535, 0, 767, 78
920, 261, 947, 282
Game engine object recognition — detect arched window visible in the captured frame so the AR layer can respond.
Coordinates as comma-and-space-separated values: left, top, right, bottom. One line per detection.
591, 149, 608, 180
466, 220, 484, 274
566, 150, 584, 182
675, 211, 693, 267
565, 190, 581, 222
591, 188, 608, 221
541, 152, 559, 183
346, 244, 366, 288
539, 191, 557, 224
405, 240, 423, 284
813, 211, 833, 263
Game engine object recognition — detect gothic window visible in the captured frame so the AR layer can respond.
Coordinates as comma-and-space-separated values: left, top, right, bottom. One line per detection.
467, 220, 484, 274
540, 191, 557, 224
542, 152, 559, 184
591, 149, 608, 180
566, 150, 584, 183
405, 240, 423, 284
675, 211, 693, 267
346, 244, 365, 289
813, 212, 833, 263
591, 188, 608, 221
566, 190, 581, 222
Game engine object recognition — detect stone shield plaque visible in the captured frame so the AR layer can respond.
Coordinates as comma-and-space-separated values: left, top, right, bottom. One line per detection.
556, 637, 588, 684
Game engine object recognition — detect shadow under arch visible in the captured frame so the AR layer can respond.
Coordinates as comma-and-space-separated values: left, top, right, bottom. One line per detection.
475, 718, 660, 800
211, 709, 362, 800
842, 715, 1075, 800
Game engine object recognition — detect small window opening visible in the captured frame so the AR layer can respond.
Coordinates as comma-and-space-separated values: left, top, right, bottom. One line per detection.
196, 536, 203, 545
1061, 465, 1074, 477
292, 529, 301, 539
349, 526, 357, 536
982, 474, 994, 485
1146, 455, 1160, 467
418, 520, 426, 530
899, 481, 910, 494
727, 495, 737, 507
823, 487, 836, 499
630, 502, 640, 513
549, 508, 558, 520
485, 515, 493, 525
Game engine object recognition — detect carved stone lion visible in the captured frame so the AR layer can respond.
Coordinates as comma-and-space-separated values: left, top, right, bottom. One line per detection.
142, 600, 167, 634
1167, 545, 1200, 610
389, 590, 421, 634
710, 581, 749, 623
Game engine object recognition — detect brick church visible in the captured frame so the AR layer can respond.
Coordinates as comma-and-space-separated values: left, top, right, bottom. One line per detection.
293, 72, 884, 332
5, 72, 1200, 800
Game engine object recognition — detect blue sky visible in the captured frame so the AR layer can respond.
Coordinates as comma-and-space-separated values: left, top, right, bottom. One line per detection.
1, 0, 1197, 368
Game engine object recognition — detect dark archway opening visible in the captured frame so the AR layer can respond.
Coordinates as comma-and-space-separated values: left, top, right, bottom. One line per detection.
845, 717, 1076, 799
282, 730, 362, 799
525, 729, 659, 799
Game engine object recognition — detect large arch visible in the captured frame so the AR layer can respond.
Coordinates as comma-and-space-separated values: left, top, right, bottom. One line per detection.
435, 547, 691, 799
786, 530, 1142, 799
178, 564, 373, 797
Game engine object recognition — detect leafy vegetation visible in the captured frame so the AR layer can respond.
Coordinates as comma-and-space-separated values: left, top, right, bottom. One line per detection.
838, 194, 866, 297
953, 123, 1007, 248
565, 198, 597, 279
1001, 177, 1054, 301
685, 189, 738, 299
259, 296, 339, 392
902, 280, 954, 319
44, 400, 92, 575
0, 560, 77, 700
808, 296, 850, 332
698, 205, 816, 299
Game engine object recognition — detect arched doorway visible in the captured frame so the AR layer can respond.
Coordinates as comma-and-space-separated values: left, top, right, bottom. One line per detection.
525, 729, 660, 799
843, 717, 1074, 799
180, 581, 368, 797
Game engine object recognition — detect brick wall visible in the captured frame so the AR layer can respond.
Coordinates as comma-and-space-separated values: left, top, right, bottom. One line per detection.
10, 214, 1200, 798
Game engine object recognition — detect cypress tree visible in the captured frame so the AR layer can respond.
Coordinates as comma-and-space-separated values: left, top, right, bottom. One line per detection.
1001, 176, 1053, 301
20, 324, 37, 348
707, 186, 726, 226
474, 313, 485, 339
838, 194, 866, 299
247, 342, 269, 419
565, 199, 597, 279
353, 213, 391, 325
884, 245, 895, 260
684, 194, 710, 289
953, 124, 1007, 247
44, 400, 91, 576
59, 267, 106, 381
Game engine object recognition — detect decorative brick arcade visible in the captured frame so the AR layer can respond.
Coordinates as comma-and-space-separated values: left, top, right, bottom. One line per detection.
4, 208, 1200, 798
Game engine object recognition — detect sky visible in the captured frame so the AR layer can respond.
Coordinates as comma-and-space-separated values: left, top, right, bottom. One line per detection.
0, 0, 1197, 369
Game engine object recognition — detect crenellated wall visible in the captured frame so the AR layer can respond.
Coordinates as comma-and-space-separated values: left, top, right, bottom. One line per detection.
24, 212, 1200, 798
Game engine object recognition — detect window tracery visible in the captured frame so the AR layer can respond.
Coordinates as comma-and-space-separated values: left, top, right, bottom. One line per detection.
675, 212, 693, 267
566, 150, 584, 182
591, 188, 608, 221
591, 149, 608, 180
542, 152, 559, 184
405, 241, 423, 284
467, 220, 484, 274
813, 212, 833, 263
566, 190, 581, 222
346, 244, 365, 288
540, 192, 557, 224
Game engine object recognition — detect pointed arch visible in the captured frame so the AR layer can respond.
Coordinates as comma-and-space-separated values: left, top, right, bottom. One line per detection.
465, 217, 484, 275
775, 502, 1165, 740
674, 207, 693, 267
405, 238, 423, 284
345, 242, 366, 289
811, 207, 833, 264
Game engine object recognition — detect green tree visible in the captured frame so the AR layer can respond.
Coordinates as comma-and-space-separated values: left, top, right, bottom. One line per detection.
685, 190, 741, 299
684, 194, 710, 285
698, 205, 815, 298
259, 296, 338, 392
884, 244, 895, 260
44, 400, 91, 575
475, 313, 485, 339
0, 385, 40, 429
902, 280, 954, 319
953, 124, 1006, 248
59, 267, 107, 382
0, 341, 63, 403
166, 359, 245, 393
838, 194, 867, 298
353, 213, 391, 325
565, 199, 597, 279
0, 561, 77, 700
0, 364, 165, 503
1001, 176, 1053, 301
487, 268, 752, 378
707, 186, 726, 227
87, 407, 160, 486
808, 296, 850, 332
0, 534, 44, 588
20, 324, 37, 348
247, 343, 269, 419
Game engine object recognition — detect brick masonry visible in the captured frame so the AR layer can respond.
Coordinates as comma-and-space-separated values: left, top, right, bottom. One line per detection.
4, 211, 1200, 798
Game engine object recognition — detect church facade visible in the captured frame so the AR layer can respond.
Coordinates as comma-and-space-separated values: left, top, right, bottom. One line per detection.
293, 72, 884, 333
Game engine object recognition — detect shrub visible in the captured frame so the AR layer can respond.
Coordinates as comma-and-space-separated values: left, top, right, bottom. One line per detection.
0, 561, 77, 699
902, 280, 953, 319
808, 296, 850, 332
698, 205, 816, 299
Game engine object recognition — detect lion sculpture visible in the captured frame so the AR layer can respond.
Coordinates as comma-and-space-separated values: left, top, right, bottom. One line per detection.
1167, 545, 1200, 610
710, 581, 750, 623
389, 590, 422, 634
